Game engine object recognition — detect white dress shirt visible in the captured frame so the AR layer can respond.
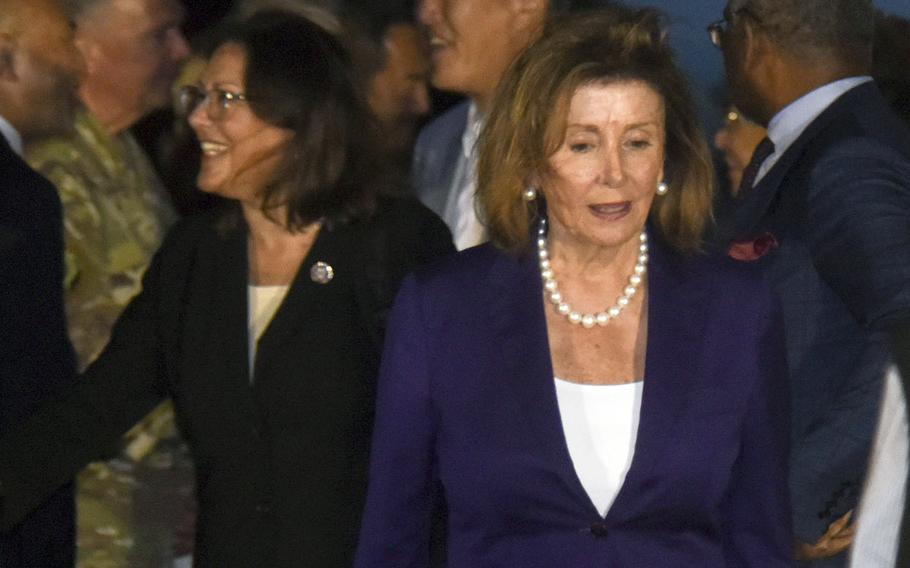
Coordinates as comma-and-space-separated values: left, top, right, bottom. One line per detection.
753, 76, 873, 187
442, 102, 487, 250
849, 366, 908, 567
0, 113, 23, 156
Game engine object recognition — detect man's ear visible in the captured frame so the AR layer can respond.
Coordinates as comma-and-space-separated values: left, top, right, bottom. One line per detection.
741, 20, 772, 73
0, 32, 17, 82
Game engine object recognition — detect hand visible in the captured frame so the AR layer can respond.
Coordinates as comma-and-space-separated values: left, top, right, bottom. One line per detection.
794, 510, 855, 560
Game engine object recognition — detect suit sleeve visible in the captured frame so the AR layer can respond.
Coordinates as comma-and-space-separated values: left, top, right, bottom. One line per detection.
720, 283, 794, 566
355, 275, 439, 568
787, 143, 910, 539
806, 144, 910, 329
0, 232, 175, 529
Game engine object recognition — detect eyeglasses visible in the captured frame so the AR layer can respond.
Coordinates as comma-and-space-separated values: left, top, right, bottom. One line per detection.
707, 7, 762, 49
177, 85, 248, 119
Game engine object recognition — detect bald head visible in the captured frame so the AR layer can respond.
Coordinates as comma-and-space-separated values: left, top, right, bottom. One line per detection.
0, 0, 83, 145
73, 0, 190, 134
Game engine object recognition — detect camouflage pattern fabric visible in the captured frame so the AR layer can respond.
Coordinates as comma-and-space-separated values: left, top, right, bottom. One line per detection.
27, 109, 176, 371
28, 109, 195, 567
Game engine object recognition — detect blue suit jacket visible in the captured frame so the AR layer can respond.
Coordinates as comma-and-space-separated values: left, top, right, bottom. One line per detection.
356, 239, 793, 567
717, 82, 910, 546
411, 101, 470, 219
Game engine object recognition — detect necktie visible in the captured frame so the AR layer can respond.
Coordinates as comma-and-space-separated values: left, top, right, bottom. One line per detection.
738, 137, 775, 194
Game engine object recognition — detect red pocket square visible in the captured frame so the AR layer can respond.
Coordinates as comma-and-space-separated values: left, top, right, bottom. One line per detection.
728, 232, 778, 261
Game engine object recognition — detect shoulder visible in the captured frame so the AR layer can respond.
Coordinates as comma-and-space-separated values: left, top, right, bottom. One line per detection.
362, 196, 452, 247
0, 146, 60, 221
801, 87, 910, 178
663, 244, 776, 317
406, 243, 515, 299
26, 112, 96, 179
414, 101, 470, 152
370, 194, 445, 226
157, 204, 231, 255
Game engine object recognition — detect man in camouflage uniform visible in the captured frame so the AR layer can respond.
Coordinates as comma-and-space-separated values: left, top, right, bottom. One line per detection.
25, 0, 192, 565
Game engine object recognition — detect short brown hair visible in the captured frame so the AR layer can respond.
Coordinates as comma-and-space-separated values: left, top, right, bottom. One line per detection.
477, 7, 714, 253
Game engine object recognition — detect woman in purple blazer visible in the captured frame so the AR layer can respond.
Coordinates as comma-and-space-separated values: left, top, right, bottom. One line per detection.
356, 7, 793, 567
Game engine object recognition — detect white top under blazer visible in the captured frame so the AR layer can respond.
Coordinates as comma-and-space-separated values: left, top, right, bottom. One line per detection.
554, 378, 644, 516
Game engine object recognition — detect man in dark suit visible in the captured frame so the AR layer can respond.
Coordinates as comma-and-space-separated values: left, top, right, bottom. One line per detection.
0, 0, 83, 565
712, 0, 910, 565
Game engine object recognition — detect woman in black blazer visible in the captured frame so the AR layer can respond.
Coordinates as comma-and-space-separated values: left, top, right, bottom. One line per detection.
0, 11, 452, 567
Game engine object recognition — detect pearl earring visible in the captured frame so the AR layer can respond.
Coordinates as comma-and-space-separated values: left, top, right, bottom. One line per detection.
656, 181, 668, 195
523, 186, 538, 201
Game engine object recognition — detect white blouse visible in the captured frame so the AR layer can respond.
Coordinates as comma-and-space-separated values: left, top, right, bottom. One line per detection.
554, 377, 644, 516
247, 284, 290, 379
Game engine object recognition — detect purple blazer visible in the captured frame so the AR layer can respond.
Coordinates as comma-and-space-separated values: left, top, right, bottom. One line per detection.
355, 237, 793, 567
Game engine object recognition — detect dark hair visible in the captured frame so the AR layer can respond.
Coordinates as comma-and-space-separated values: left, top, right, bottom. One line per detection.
873, 11, 910, 125
213, 10, 382, 229
340, 5, 415, 85
731, 0, 875, 67
477, 7, 714, 253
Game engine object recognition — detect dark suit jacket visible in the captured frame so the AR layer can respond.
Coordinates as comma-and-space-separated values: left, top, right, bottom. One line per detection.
412, 101, 469, 218
0, 196, 453, 567
356, 239, 793, 567
716, 82, 910, 547
0, 133, 77, 566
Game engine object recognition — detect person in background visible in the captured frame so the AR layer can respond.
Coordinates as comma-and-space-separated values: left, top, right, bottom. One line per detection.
30, 0, 188, 374
713, 105, 767, 193
0, 10, 453, 568
711, 0, 910, 565
345, 6, 432, 174
231, 0, 342, 32
356, 8, 791, 566
0, 0, 83, 565
23, 0, 193, 565
413, 0, 569, 250
849, 11, 910, 568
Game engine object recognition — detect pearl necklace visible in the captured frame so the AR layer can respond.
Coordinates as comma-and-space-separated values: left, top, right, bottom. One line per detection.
536, 218, 648, 328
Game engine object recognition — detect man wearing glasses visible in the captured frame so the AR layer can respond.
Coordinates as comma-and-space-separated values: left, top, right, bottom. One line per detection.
710, 0, 910, 566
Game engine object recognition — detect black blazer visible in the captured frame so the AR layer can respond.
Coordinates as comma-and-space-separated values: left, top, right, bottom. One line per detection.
0, 196, 453, 567
0, 134, 76, 566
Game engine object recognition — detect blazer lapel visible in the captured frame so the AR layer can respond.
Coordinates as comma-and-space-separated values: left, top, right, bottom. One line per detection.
606, 238, 714, 521
720, 83, 874, 242
254, 222, 359, 365
488, 248, 607, 505
485, 239, 717, 519
212, 224, 254, 389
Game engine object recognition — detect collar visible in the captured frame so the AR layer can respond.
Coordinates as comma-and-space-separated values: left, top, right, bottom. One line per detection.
460, 101, 484, 159
764, 76, 872, 165
0, 114, 24, 156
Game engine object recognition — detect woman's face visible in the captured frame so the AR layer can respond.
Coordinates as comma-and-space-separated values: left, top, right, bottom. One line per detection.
188, 42, 293, 203
542, 80, 666, 253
